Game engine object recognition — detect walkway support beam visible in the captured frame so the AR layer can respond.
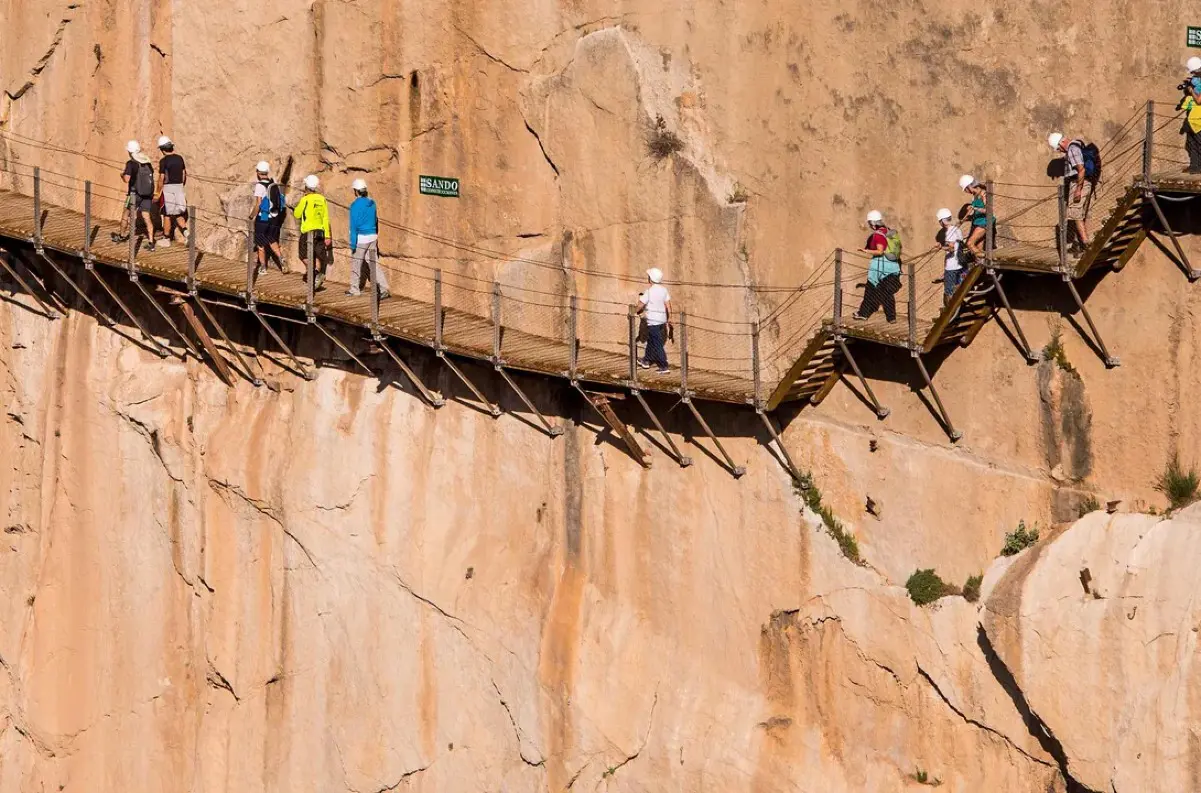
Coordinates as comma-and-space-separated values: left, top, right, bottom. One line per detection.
989, 268, 1038, 363
632, 389, 691, 467
0, 249, 60, 319
912, 351, 962, 443
837, 337, 889, 419
683, 397, 745, 478
1063, 274, 1119, 368
377, 339, 445, 408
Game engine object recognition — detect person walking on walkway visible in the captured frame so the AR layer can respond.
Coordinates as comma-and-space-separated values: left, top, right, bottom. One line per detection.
250, 161, 287, 275
112, 140, 147, 244
959, 175, 988, 258
852, 210, 901, 322
1178, 57, 1201, 174
346, 179, 390, 299
155, 136, 188, 246
1048, 132, 1095, 251
937, 207, 966, 304
636, 268, 671, 374
294, 174, 332, 290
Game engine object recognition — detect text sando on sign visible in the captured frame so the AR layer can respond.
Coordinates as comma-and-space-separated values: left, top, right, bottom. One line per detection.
1189, 26, 1201, 48
419, 175, 460, 198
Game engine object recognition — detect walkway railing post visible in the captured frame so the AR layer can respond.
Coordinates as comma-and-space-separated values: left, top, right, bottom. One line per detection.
186, 207, 197, 295
833, 248, 843, 332
1057, 182, 1069, 273
751, 320, 761, 408
305, 238, 315, 319
627, 305, 638, 386
245, 216, 255, 304
434, 269, 443, 349
1143, 100, 1155, 185
127, 200, 137, 278
491, 281, 502, 364
984, 180, 995, 270
679, 309, 689, 396
83, 180, 93, 267
907, 256, 917, 349
369, 255, 380, 335
568, 294, 578, 381
32, 167, 42, 251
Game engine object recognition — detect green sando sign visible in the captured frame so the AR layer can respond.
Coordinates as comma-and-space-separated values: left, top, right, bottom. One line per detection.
419, 175, 460, 198
1189, 26, 1201, 48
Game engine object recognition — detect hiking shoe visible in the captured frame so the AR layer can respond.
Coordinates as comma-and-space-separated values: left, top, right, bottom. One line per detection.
851, 313, 868, 321
257, 265, 267, 276
656, 366, 669, 374
378, 289, 391, 300
110, 232, 129, 243
146, 240, 157, 252
637, 361, 651, 370
345, 288, 361, 297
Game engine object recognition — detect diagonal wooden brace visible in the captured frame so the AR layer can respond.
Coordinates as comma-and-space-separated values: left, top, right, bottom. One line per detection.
376, 339, 445, 408
132, 279, 203, 359
311, 320, 374, 378
0, 249, 60, 319
683, 397, 746, 477
84, 265, 173, 358
193, 296, 265, 385
496, 365, 562, 437
576, 387, 649, 467
173, 299, 237, 387
632, 389, 691, 467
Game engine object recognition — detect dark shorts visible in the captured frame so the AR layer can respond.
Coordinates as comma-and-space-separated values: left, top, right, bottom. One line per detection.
135, 196, 156, 213
298, 231, 329, 265
255, 220, 281, 248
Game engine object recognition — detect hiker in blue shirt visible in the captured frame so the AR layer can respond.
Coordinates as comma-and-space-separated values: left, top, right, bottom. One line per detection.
346, 179, 390, 299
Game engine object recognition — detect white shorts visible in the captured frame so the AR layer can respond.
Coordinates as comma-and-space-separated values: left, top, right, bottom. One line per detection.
162, 184, 187, 216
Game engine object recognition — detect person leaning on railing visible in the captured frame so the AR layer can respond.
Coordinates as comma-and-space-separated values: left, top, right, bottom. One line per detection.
1178, 56, 1201, 174
852, 210, 901, 323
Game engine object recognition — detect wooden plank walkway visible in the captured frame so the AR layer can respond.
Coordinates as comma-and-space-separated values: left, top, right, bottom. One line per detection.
0, 189, 756, 405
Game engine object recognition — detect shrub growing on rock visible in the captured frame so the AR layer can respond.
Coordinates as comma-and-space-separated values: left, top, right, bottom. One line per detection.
962, 574, 983, 603
646, 115, 684, 160
905, 569, 956, 606
1000, 521, 1039, 557
799, 478, 862, 565
1155, 456, 1199, 511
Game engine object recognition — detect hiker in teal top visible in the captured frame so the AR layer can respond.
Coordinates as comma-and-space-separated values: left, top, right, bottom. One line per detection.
853, 210, 902, 323
959, 174, 988, 258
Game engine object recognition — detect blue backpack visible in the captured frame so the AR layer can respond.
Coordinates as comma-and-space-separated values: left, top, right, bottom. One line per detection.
1073, 140, 1102, 181
257, 180, 284, 222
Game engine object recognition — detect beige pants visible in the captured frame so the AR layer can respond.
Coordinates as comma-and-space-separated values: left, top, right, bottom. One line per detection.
1066, 179, 1093, 221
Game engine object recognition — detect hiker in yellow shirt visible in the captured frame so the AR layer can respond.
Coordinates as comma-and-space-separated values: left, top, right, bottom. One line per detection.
294, 174, 333, 289
1179, 57, 1201, 174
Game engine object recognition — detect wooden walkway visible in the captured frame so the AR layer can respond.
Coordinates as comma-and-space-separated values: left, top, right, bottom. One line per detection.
0, 189, 757, 405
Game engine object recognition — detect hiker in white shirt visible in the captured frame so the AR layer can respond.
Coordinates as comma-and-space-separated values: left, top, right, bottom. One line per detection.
636, 268, 671, 374
937, 207, 966, 305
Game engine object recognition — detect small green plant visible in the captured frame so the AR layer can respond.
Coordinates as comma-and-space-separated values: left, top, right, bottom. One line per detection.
728, 183, 750, 203
1000, 520, 1040, 557
910, 768, 942, 786
1077, 495, 1100, 517
798, 476, 862, 565
646, 115, 685, 160
1041, 330, 1076, 375
962, 574, 983, 603
905, 569, 957, 606
1155, 455, 1200, 511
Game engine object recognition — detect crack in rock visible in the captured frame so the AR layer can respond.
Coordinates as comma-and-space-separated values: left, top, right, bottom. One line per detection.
5, 3, 81, 102
523, 119, 560, 178
601, 689, 657, 779
491, 678, 545, 767
452, 24, 529, 73
207, 478, 318, 570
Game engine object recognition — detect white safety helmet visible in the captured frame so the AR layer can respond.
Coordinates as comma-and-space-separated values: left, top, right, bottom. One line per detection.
958, 174, 977, 191
646, 267, 664, 284
126, 139, 141, 154
865, 210, 884, 225
304, 174, 320, 190
1188, 56, 1201, 73
1047, 132, 1065, 150
936, 207, 953, 222
255, 160, 270, 174
351, 178, 368, 192
157, 135, 172, 148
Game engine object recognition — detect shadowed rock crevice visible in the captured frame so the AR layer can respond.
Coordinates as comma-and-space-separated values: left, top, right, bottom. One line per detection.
4, 4, 81, 102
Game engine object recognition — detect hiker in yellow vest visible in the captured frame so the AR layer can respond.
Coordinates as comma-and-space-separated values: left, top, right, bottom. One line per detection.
1179, 57, 1201, 174
294, 174, 332, 289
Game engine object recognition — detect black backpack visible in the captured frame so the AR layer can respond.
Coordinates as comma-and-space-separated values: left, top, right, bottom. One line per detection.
135, 161, 155, 197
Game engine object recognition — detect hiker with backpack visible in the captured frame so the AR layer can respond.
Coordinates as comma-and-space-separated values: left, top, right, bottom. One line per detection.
1048, 132, 1100, 253
250, 161, 287, 275
852, 210, 902, 323
1178, 57, 1201, 174
294, 174, 332, 290
111, 140, 159, 250
958, 175, 989, 258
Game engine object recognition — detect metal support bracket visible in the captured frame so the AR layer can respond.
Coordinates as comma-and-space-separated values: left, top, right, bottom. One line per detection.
836, 336, 889, 419
375, 335, 445, 408
84, 265, 173, 358
30, 250, 110, 325
251, 308, 315, 380
988, 268, 1038, 363
311, 320, 373, 378
631, 389, 691, 467
0, 250, 61, 319
436, 351, 501, 417
682, 397, 746, 477
1146, 191, 1199, 281
757, 409, 803, 485
1062, 274, 1119, 368
193, 296, 265, 385
495, 364, 562, 436
912, 351, 962, 443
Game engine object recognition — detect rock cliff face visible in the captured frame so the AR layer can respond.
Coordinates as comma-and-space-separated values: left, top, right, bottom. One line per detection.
2, 1, 1201, 790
